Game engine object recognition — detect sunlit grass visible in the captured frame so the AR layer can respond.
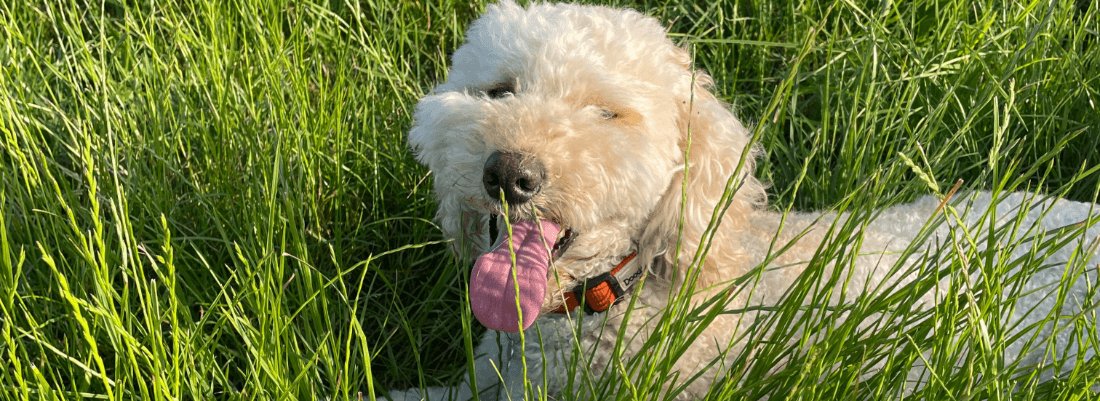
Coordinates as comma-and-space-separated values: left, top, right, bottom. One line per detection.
1, 0, 1097, 400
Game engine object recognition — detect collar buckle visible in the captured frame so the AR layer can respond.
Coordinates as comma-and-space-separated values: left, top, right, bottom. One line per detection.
554, 252, 638, 315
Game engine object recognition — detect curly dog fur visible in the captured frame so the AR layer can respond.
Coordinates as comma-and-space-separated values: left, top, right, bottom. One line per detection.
394, 2, 1100, 399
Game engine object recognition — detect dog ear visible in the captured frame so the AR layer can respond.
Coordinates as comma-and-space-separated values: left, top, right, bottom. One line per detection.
638, 52, 766, 287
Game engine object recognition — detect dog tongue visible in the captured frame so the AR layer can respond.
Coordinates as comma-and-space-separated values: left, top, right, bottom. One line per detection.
470, 219, 560, 332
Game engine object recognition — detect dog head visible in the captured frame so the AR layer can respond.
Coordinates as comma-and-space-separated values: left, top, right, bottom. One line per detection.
408, 1, 764, 332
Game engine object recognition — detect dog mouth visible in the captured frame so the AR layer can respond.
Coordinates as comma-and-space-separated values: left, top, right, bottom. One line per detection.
551, 226, 577, 259
469, 215, 576, 332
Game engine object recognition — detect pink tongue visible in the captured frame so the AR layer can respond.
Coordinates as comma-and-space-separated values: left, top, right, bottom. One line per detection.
470, 219, 560, 332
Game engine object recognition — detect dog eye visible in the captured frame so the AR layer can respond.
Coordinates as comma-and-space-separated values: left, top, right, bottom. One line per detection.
485, 83, 514, 99
598, 108, 619, 120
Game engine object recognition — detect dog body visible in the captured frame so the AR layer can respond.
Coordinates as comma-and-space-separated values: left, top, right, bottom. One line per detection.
397, 2, 1100, 399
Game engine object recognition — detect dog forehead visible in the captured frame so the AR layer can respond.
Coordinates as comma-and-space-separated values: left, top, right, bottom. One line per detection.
446, 2, 681, 88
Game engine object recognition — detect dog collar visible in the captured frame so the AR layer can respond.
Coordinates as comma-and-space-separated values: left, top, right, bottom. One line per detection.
552, 251, 644, 314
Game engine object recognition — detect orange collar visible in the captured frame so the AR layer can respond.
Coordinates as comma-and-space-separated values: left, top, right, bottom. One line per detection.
552, 252, 641, 314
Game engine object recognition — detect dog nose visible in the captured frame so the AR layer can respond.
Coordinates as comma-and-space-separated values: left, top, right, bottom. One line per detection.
483, 151, 545, 205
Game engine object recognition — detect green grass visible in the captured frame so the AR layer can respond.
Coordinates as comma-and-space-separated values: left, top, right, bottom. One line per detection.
1, 0, 1098, 400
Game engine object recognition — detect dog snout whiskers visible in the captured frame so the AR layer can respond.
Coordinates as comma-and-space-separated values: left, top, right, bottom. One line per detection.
482, 150, 545, 205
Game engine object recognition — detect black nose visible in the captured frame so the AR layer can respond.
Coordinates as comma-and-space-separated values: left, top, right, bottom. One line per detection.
482, 151, 545, 205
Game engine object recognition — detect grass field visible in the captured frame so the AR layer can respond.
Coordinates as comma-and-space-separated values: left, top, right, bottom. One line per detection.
2, 0, 1099, 400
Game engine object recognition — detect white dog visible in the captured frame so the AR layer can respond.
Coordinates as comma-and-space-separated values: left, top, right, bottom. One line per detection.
397, 1, 1100, 399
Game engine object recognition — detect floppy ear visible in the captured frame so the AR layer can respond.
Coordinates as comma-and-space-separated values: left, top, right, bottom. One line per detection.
638, 53, 766, 286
